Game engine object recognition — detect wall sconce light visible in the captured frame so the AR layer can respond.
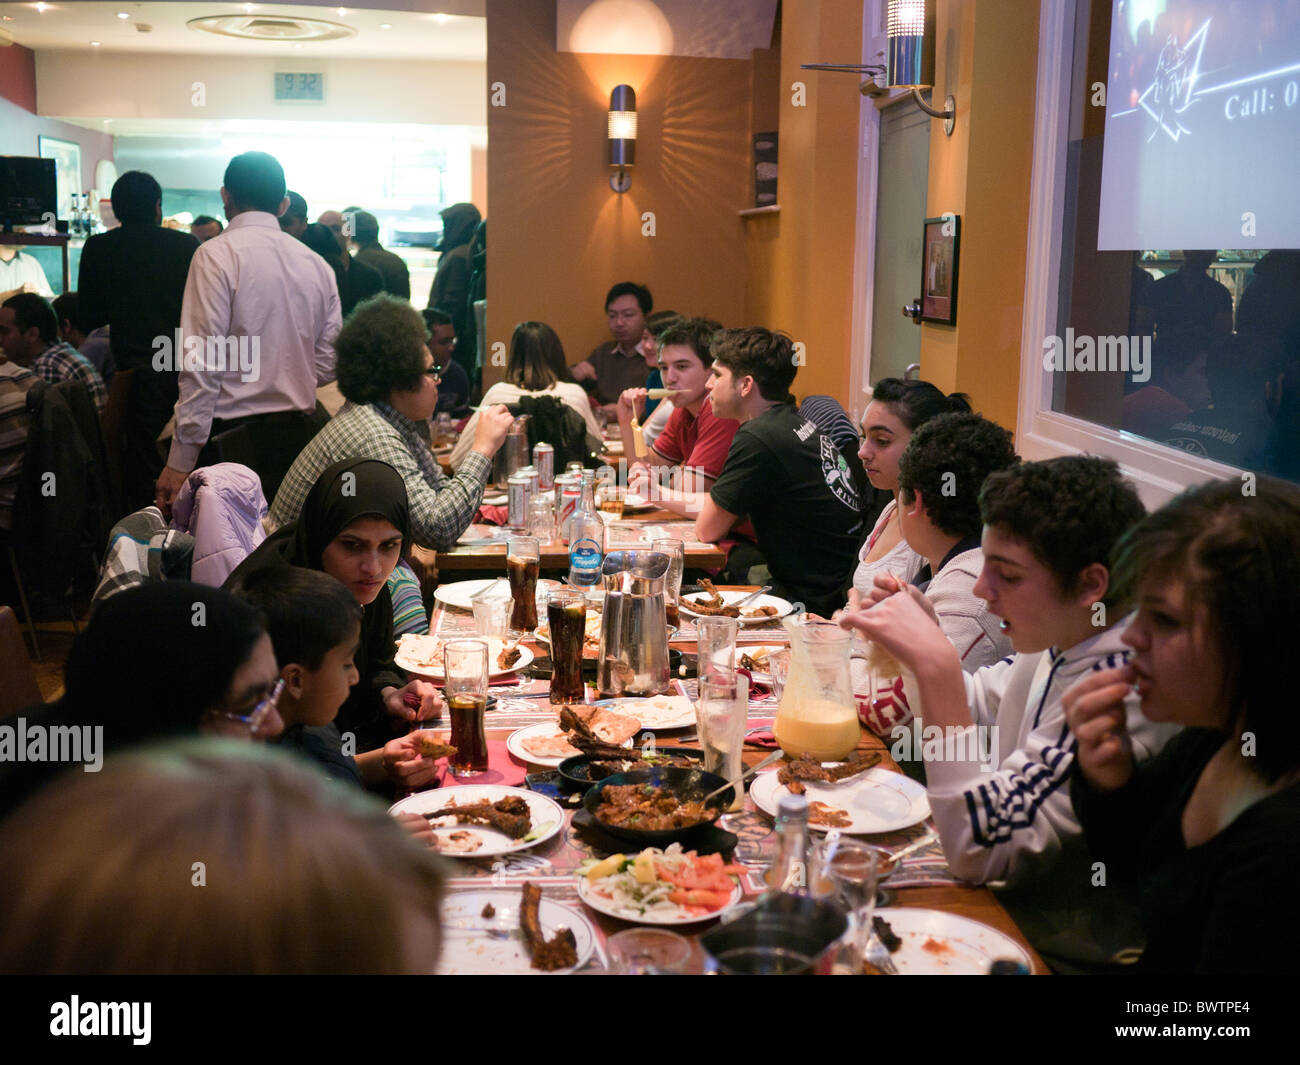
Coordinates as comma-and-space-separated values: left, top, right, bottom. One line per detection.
607, 84, 636, 193
886, 0, 955, 136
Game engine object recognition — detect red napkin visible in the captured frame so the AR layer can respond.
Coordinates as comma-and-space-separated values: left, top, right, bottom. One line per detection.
433, 739, 527, 788
477, 504, 509, 525
737, 667, 772, 700
744, 716, 779, 749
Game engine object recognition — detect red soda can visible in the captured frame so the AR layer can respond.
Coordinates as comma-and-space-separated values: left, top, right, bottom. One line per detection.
533, 443, 555, 490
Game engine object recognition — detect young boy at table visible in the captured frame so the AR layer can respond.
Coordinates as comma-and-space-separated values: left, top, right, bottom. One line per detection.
230, 565, 443, 796
840, 456, 1180, 972
618, 317, 736, 498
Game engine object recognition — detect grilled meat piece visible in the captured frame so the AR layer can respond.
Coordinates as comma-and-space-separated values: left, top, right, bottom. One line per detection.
497, 645, 523, 670
778, 751, 881, 793
428, 796, 532, 839
521, 882, 577, 971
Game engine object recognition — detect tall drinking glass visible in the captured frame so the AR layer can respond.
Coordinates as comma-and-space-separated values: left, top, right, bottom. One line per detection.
697, 615, 738, 684
506, 535, 540, 631
697, 674, 747, 812
444, 639, 490, 775
547, 586, 588, 704
812, 839, 879, 972
651, 538, 684, 629
471, 595, 510, 641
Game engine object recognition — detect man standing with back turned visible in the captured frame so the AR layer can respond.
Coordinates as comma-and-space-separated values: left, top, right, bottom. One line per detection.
155, 152, 341, 509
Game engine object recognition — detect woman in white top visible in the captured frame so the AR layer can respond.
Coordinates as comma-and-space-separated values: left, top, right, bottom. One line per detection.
852, 378, 972, 597
450, 321, 602, 470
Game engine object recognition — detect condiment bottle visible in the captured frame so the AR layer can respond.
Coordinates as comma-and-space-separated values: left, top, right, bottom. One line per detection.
764, 793, 811, 895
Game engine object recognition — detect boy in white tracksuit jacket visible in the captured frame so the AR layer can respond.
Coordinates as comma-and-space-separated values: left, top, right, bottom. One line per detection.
843, 456, 1180, 971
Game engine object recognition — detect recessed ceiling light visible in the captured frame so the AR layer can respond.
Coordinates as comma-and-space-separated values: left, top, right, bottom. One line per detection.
35, 3, 49, 13
90, 40, 101, 47
433, 12, 450, 23
380, 23, 392, 30
243, 3, 255, 13
117, 11, 129, 19
336, 7, 346, 15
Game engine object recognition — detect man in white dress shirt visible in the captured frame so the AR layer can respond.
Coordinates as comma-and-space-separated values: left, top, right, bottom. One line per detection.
155, 152, 342, 509
0, 245, 55, 302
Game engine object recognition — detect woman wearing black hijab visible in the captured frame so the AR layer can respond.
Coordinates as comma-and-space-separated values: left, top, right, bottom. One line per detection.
0, 581, 283, 812
226, 458, 441, 751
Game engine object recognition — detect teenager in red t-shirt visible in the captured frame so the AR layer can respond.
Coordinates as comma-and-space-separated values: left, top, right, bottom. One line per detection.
616, 318, 739, 515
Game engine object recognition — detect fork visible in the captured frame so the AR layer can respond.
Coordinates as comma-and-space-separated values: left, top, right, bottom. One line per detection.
865, 933, 899, 974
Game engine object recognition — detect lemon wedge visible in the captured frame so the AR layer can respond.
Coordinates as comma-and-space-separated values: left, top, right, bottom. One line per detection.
634, 850, 657, 884
585, 854, 625, 882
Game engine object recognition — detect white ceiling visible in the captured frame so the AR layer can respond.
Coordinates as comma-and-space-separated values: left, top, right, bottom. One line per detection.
0, 1, 485, 60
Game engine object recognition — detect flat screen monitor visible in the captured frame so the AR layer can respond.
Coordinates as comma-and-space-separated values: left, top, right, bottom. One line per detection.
0, 156, 57, 229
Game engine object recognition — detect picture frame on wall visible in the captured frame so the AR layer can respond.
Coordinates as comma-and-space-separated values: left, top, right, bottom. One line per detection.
38, 135, 81, 224
920, 215, 960, 325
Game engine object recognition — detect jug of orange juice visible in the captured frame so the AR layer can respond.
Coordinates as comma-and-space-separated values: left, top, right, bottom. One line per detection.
773, 616, 860, 761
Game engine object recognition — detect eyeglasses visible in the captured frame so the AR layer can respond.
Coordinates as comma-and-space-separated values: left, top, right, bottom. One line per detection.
424, 366, 443, 382
205, 678, 285, 739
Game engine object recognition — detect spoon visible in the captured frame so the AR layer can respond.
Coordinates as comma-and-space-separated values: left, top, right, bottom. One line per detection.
732, 585, 773, 610
702, 749, 785, 805
884, 829, 939, 865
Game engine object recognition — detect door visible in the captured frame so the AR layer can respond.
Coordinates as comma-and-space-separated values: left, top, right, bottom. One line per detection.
869, 100, 931, 384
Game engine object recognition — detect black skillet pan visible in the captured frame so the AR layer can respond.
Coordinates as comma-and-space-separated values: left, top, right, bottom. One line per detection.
581, 765, 736, 847
558, 747, 703, 791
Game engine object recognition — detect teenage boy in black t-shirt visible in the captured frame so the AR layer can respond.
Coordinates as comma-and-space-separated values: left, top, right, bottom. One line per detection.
697, 327, 863, 616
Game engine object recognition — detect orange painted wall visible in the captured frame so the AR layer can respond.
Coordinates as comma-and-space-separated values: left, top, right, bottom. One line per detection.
921, 0, 1040, 433
484, 0, 751, 385
743, 0, 864, 403
471, 146, 488, 218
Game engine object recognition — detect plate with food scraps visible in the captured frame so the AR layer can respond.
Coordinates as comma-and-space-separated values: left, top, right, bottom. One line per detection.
736, 645, 789, 681
592, 694, 697, 730
390, 784, 564, 857
679, 589, 794, 625
506, 720, 636, 768
749, 765, 930, 834
576, 845, 745, 925
865, 908, 1033, 975
394, 634, 534, 679
438, 889, 596, 975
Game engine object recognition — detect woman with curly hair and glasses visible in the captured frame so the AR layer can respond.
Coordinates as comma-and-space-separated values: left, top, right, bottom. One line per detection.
269, 294, 514, 550
1064, 476, 1300, 972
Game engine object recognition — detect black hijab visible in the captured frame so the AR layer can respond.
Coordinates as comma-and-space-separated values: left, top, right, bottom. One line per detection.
225, 459, 412, 750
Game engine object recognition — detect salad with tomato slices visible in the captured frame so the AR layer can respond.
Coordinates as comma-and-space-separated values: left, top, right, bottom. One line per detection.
578, 844, 747, 921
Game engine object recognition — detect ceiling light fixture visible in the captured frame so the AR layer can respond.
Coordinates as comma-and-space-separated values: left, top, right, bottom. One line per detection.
117, 11, 129, 19
35, 3, 49, 13
379, 23, 392, 30
885, 0, 955, 135
433, 12, 450, 23
336, 7, 346, 15
90, 40, 101, 47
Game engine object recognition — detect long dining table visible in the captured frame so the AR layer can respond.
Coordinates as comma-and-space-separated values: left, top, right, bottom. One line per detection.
403, 566, 1049, 975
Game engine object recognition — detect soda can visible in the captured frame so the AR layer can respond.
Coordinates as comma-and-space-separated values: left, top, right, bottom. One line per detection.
517, 464, 540, 497
533, 443, 555, 490
556, 477, 582, 540
507, 473, 531, 531
565, 461, 585, 476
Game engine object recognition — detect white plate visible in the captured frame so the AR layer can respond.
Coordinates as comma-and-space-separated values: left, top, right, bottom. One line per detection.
679, 590, 794, 626
394, 634, 534, 679
736, 644, 788, 682
433, 578, 509, 610
593, 695, 696, 730
438, 889, 596, 975
623, 492, 655, 513
868, 908, 1034, 975
482, 493, 508, 506
749, 766, 930, 834
389, 784, 564, 857
506, 721, 635, 767
577, 870, 744, 925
